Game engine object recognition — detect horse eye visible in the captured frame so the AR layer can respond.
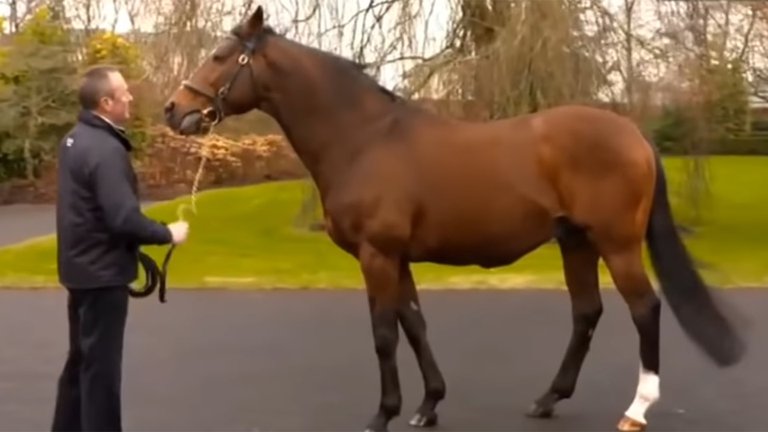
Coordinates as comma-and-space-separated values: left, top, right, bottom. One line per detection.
211, 46, 230, 62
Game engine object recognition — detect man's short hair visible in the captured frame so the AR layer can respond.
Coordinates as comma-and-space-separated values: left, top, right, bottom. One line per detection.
78, 65, 121, 110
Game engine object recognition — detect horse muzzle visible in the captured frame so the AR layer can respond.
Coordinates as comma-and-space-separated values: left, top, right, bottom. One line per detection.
178, 111, 204, 136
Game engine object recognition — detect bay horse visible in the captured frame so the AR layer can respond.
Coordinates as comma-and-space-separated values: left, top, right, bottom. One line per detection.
163, 6, 746, 432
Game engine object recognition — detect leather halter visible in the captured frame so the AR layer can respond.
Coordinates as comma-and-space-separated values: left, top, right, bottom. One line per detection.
180, 35, 260, 125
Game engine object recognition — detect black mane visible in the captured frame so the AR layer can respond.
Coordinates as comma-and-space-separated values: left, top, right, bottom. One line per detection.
330, 55, 402, 102
266, 26, 402, 103
232, 23, 403, 103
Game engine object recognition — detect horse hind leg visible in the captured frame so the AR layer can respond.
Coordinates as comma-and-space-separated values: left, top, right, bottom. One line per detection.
600, 241, 661, 432
397, 262, 446, 428
528, 217, 602, 418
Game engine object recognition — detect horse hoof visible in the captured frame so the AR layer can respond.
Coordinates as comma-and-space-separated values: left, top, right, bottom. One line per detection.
617, 415, 646, 432
364, 415, 389, 432
526, 402, 554, 419
409, 411, 438, 428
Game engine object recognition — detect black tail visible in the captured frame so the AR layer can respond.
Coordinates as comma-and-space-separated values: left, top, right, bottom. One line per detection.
646, 149, 746, 367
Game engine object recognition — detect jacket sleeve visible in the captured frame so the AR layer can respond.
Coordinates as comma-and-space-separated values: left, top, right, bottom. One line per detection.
89, 142, 174, 246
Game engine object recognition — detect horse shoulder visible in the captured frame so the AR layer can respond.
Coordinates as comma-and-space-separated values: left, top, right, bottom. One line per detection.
323, 157, 417, 256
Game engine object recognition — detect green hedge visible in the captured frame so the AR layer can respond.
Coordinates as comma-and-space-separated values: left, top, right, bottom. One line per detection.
709, 134, 768, 155
651, 112, 768, 155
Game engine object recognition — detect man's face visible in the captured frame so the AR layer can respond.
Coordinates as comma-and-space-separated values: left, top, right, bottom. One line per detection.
99, 71, 133, 125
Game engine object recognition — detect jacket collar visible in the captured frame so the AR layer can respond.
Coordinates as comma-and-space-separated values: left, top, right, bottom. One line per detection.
77, 110, 133, 151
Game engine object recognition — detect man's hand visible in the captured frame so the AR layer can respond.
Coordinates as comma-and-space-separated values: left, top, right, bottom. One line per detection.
167, 221, 190, 244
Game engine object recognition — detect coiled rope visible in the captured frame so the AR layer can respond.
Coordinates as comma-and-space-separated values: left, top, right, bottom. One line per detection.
129, 136, 209, 303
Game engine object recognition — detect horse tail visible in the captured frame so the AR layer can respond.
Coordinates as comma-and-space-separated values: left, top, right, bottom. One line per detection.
645, 149, 746, 367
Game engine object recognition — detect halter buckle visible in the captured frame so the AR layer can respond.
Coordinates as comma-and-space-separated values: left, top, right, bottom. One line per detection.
238, 54, 250, 65
201, 107, 220, 124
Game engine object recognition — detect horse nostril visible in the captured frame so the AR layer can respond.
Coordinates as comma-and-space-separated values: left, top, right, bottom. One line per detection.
164, 101, 175, 114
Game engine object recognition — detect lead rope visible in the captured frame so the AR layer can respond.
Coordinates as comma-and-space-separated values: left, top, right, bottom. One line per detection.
176, 147, 208, 222
130, 128, 212, 303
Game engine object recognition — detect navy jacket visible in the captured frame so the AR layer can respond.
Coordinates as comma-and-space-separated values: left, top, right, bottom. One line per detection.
56, 110, 172, 289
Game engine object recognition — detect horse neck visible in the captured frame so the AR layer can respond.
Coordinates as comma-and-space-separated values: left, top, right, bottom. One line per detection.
259, 58, 397, 197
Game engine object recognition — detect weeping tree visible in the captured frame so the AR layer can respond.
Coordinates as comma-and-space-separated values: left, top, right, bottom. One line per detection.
293, 180, 324, 231
652, 0, 755, 224
405, 0, 610, 118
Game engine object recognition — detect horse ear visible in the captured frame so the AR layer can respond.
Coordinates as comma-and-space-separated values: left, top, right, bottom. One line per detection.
246, 5, 264, 32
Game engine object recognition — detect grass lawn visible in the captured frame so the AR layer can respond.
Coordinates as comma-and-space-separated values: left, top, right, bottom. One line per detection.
0, 156, 767, 289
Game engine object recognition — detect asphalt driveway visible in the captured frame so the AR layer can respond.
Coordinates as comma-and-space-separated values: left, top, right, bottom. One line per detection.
0, 288, 765, 431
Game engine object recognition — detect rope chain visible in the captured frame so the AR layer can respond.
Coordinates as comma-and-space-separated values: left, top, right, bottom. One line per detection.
176, 127, 214, 222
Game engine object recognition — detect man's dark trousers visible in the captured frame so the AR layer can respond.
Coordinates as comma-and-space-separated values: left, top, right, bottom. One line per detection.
51, 286, 129, 432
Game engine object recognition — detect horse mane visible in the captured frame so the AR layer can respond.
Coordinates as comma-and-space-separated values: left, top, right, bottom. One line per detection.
331, 56, 402, 103
257, 25, 403, 104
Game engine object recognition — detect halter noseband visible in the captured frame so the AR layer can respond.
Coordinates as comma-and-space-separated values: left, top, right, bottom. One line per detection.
180, 35, 260, 125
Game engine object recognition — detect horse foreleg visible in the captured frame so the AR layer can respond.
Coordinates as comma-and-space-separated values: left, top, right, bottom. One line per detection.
360, 243, 403, 432
528, 221, 602, 418
397, 262, 446, 428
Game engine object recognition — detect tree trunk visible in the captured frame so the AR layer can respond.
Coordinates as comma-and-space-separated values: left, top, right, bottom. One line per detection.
24, 116, 36, 181
23, 137, 33, 180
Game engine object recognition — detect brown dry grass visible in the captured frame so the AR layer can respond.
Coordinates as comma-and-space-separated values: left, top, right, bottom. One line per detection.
2, 127, 308, 204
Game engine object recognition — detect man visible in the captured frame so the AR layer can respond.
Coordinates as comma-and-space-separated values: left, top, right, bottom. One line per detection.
52, 65, 189, 431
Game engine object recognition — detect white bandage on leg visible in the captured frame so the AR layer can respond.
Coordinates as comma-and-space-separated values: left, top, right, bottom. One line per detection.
624, 366, 660, 425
